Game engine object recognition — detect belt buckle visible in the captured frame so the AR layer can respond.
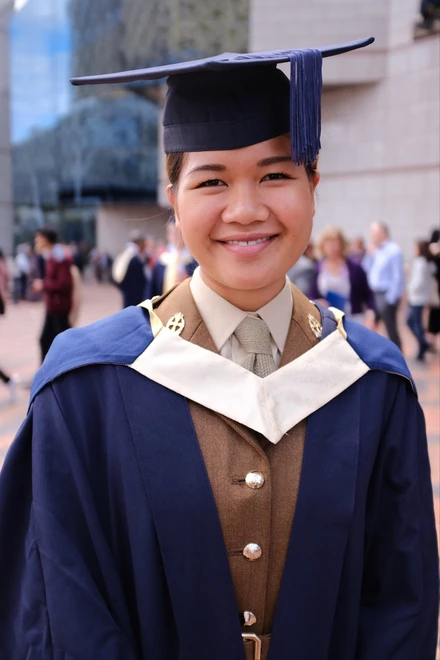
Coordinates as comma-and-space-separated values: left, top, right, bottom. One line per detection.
242, 633, 262, 660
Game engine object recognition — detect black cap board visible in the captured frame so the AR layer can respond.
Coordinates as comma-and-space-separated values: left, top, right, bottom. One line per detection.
70, 37, 374, 164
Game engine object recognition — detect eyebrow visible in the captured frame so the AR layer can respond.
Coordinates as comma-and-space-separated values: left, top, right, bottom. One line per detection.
187, 164, 226, 175
257, 156, 293, 167
187, 155, 293, 176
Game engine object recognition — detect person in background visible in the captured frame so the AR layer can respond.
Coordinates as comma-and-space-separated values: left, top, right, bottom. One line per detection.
148, 220, 197, 298
426, 229, 440, 348
363, 222, 404, 349
14, 243, 31, 301
0, 250, 17, 401
32, 227, 73, 362
286, 242, 316, 297
112, 231, 149, 308
0, 248, 9, 316
310, 226, 375, 323
348, 236, 366, 265
406, 240, 435, 361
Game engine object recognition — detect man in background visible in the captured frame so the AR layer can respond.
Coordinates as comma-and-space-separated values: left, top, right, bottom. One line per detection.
364, 222, 404, 349
112, 231, 148, 308
287, 242, 316, 297
148, 220, 197, 299
32, 227, 73, 362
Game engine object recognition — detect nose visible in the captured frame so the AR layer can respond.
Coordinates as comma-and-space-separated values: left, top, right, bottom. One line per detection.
221, 183, 270, 226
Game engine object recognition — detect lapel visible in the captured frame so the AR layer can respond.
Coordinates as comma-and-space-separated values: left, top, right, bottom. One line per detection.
268, 370, 362, 659
118, 365, 244, 659
133, 282, 369, 444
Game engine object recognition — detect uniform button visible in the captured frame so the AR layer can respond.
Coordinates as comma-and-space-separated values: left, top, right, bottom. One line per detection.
243, 611, 257, 627
245, 471, 265, 489
243, 543, 262, 561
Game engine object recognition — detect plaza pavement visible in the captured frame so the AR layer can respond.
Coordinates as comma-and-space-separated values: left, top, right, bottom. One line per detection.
0, 281, 439, 653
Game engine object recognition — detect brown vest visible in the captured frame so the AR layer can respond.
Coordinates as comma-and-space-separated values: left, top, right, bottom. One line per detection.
153, 280, 320, 658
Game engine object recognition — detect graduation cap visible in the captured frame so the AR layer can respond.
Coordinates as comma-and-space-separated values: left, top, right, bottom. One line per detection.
71, 37, 374, 165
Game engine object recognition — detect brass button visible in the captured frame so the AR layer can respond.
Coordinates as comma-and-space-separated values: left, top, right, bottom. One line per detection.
243, 611, 257, 627
243, 543, 262, 561
245, 471, 265, 490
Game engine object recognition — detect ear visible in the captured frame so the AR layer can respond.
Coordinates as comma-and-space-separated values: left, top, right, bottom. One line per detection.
166, 184, 181, 228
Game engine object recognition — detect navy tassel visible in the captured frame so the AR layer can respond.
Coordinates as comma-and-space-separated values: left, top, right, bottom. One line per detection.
289, 49, 323, 165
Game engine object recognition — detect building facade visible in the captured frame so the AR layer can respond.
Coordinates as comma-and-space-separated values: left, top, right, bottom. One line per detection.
0, 0, 13, 255
6, 0, 249, 255
250, 0, 440, 255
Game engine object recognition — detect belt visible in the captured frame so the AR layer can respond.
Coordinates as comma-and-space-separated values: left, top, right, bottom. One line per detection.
242, 633, 271, 660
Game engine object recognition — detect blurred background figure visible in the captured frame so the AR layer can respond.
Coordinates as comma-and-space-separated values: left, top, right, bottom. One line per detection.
0, 248, 10, 316
427, 229, 440, 349
416, 0, 440, 29
406, 239, 436, 361
348, 236, 367, 265
13, 243, 31, 302
148, 220, 197, 299
287, 242, 316, 297
0, 248, 17, 402
310, 226, 375, 324
32, 227, 73, 362
363, 222, 404, 348
112, 230, 149, 308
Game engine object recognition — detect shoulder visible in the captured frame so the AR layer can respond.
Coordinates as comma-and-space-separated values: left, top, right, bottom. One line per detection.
31, 306, 153, 403
344, 317, 415, 393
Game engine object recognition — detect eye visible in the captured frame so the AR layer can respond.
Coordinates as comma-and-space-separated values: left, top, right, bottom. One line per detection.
261, 172, 292, 182
196, 179, 226, 188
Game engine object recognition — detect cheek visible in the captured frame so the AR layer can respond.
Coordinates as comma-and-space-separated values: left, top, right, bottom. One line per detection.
175, 194, 222, 254
269, 186, 315, 233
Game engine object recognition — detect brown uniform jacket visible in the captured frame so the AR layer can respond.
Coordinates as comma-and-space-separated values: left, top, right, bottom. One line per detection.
152, 279, 321, 659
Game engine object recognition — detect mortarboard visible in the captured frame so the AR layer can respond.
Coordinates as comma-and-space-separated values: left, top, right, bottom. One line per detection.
71, 37, 374, 165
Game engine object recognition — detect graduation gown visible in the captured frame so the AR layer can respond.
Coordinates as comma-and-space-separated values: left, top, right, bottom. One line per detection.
0, 281, 438, 660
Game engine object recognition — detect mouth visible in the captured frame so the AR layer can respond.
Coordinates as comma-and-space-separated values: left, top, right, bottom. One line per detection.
217, 234, 278, 255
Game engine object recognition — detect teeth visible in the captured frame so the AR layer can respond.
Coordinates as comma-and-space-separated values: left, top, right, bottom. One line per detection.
225, 237, 270, 246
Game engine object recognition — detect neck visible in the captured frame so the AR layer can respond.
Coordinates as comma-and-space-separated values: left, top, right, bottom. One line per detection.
199, 269, 286, 311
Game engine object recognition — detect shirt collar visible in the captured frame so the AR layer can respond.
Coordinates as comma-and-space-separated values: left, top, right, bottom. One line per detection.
190, 267, 293, 353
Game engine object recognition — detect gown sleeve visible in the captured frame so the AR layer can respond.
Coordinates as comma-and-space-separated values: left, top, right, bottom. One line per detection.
357, 377, 439, 659
0, 385, 139, 660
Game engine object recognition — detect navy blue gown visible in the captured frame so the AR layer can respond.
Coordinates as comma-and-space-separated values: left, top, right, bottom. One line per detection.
0, 306, 438, 659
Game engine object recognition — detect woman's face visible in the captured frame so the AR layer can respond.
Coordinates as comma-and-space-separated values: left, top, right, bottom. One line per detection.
322, 236, 343, 260
167, 136, 319, 308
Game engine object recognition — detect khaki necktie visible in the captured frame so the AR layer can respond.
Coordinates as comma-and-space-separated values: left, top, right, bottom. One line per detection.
234, 316, 277, 378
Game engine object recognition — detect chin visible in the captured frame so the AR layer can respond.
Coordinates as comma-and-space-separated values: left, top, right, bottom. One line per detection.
220, 270, 282, 293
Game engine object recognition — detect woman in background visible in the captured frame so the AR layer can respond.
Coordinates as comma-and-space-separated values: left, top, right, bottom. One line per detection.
310, 226, 375, 324
407, 239, 435, 361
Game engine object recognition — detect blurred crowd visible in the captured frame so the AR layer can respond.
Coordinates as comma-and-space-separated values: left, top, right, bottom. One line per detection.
1, 220, 439, 403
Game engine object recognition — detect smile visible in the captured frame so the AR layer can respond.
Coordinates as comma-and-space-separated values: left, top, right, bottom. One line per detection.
223, 237, 272, 246
219, 234, 278, 256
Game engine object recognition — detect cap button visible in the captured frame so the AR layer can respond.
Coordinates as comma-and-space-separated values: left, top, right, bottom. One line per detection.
245, 471, 265, 490
243, 543, 262, 561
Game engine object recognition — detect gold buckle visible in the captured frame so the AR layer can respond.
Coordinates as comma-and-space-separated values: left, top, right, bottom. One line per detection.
242, 633, 262, 660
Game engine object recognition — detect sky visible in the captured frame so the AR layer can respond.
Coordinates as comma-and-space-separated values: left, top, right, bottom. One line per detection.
10, 0, 72, 144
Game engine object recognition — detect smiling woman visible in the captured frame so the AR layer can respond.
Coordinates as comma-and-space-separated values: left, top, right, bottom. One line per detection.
0, 39, 438, 660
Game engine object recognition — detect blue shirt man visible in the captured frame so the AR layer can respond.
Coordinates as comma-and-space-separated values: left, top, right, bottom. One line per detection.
364, 222, 404, 349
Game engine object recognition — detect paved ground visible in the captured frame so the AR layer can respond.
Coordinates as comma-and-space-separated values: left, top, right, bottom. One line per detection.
0, 281, 439, 650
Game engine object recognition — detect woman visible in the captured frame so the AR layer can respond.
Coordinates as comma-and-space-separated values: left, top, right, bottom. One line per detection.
0, 39, 438, 660
0, 248, 17, 402
407, 239, 435, 361
310, 226, 375, 323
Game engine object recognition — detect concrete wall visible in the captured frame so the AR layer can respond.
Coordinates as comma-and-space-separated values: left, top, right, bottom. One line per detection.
250, 0, 440, 257
96, 203, 169, 257
250, 0, 388, 84
0, 0, 13, 255
316, 34, 439, 255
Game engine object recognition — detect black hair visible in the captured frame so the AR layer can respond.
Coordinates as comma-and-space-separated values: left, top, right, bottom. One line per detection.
35, 226, 58, 245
